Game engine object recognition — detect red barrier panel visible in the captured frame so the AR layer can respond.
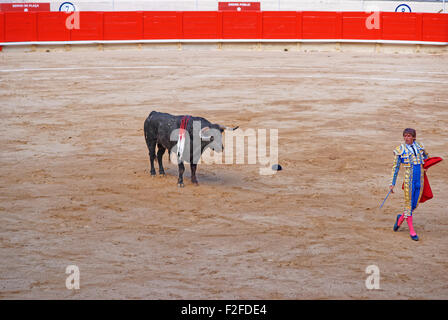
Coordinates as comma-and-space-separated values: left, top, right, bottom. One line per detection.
381, 12, 422, 41
302, 11, 342, 39
0, 13, 4, 42
342, 12, 381, 40
4, 12, 37, 42
37, 12, 70, 41
422, 13, 448, 42
143, 11, 182, 39
183, 11, 221, 39
103, 11, 143, 40
2, 11, 448, 43
70, 12, 103, 41
262, 11, 298, 39
222, 11, 262, 39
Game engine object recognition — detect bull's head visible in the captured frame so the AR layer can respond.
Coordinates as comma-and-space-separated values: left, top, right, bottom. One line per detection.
199, 124, 239, 152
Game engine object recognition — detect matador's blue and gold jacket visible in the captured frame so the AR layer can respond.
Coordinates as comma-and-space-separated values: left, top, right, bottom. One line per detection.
390, 141, 428, 187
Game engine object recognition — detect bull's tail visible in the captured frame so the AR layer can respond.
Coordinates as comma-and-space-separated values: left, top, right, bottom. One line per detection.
143, 117, 151, 149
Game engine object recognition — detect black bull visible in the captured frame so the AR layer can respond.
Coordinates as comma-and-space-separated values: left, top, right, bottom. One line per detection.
144, 111, 238, 187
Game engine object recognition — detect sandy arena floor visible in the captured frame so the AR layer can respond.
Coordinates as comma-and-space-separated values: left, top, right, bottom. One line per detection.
0, 47, 447, 299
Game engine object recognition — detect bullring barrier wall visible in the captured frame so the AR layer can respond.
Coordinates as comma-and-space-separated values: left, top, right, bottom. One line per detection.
0, 11, 447, 50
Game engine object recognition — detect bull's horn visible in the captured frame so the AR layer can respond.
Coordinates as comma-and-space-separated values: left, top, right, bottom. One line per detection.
199, 127, 212, 141
219, 125, 239, 131
201, 126, 210, 133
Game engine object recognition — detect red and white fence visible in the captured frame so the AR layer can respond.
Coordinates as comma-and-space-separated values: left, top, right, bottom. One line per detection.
0, 11, 447, 45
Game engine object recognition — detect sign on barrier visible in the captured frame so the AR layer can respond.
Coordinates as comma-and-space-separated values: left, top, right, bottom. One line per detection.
219, 2, 260, 12
0, 3, 50, 12
59, 2, 76, 12
395, 4, 412, 13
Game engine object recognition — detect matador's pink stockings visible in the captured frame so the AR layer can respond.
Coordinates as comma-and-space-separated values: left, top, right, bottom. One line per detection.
406, 216, 417, 236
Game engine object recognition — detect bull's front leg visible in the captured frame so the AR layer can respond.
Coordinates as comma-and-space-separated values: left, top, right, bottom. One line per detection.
177, 161, 185, 188
190, 164, 198, 185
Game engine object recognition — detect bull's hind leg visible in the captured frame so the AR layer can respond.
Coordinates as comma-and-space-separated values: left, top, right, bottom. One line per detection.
157, 143, 166, 176
143, 118, 157, 176
177, 160, 185, 188
147, 140, 157, 176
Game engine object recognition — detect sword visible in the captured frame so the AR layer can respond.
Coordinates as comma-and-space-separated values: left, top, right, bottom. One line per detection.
379, 189, 392, 209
